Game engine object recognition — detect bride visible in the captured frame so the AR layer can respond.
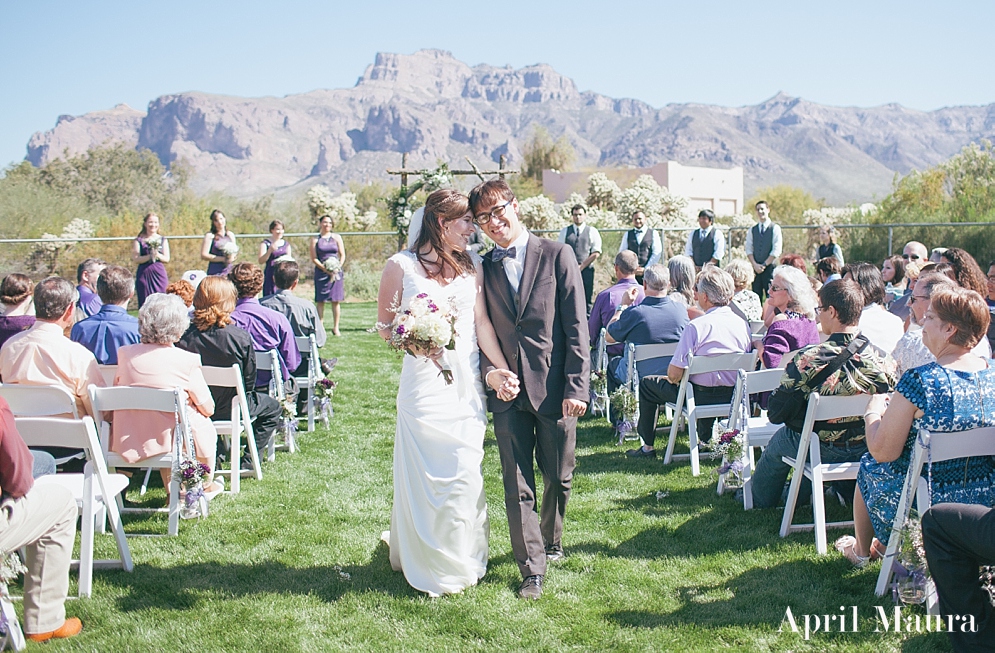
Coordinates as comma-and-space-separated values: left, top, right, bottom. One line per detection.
376, 189, 518, 596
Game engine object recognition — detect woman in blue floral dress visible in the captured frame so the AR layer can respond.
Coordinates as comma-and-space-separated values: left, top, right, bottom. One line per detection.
835, 285, 995, 566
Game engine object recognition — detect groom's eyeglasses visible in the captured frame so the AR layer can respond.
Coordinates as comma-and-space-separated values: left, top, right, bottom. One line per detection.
473, 200, 513, 226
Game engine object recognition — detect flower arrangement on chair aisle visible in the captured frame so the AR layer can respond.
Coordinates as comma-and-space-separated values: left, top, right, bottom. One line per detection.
707, 428, 747, 490
174, 459, 212, 520
377, 293, 458, 385
314, 377, 337, 427
609, 386, 637, 443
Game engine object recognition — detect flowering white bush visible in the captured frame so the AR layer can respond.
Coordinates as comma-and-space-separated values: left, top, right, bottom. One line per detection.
38, 218, 95, 253
586, 173, 620, 211
614, 175, 689, 227
802, 207, 857, 227
518, 195, 564, 231
308, 186, 377, 231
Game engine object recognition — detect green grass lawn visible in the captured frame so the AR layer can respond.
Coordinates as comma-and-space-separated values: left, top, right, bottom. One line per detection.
23, 302, 952, 652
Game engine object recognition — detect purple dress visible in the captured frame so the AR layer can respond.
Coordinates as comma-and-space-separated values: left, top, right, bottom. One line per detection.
208, 234, 234, 277
261, 238, 291, 297
314, 235, 344, 303
135, 237, 169, 308
0, 314, 35, 349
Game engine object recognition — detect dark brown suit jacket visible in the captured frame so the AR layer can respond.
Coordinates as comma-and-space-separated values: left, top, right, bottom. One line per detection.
481, 234, 590, 415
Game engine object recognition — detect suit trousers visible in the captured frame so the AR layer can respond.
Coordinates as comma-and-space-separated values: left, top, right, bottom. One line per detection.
922, 503, 995, 652
580, 266, 595, 312
0, 483, 76, 634
752, 264, 775, 302
637, 377, 734, 448
492, 392, 576, 579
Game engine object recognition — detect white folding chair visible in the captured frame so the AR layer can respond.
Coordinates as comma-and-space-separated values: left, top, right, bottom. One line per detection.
776, 349, 802, 369
201, 364, 263, 494
88, 385, 198, 536
255, 349, 295, 459
625, 341, 680, 445
0, 582, 25, 651
875, 426, 995, 599
779, 392, 871, 554
0, 384, 90, 469
294, 335, 319, 432
718, 367, 785, 506
591, 328, 609, 418
750, 321, 767, 336
19, 416, 133, 597
662, 351, 759, 476
97, 364, 117, 386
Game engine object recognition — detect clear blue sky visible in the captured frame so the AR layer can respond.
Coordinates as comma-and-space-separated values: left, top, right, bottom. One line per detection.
2, 0, 992, 169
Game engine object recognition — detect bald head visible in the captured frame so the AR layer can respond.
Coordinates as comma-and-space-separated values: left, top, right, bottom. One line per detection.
903, 241, 928, 263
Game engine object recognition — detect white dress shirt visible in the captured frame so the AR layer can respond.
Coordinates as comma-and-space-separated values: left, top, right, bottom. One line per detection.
744, 218, 783, 264
498, 229, 530, 294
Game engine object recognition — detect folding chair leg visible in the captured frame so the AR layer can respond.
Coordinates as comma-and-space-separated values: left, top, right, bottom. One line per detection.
140, 467, 153, 496
228, 429, 241, 494
267, 435, 276, 462
307, 391, 315, 432
688, 414, 701, 476
812, 468, 829, 554
102, 485, 133, 572
95, 505, 107, 534
742, 450, 755, 510
663, 411, 680, 465
780, 463, 806, 538
79, 472, 95, 598
245, 431, 263, 480
167, 479, 180, 536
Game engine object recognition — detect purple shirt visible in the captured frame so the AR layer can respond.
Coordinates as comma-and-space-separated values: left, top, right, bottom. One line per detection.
589, 278, 644, 357
76, 285, 103, 318
672, 305, 753, 387
230, 298, 301, 385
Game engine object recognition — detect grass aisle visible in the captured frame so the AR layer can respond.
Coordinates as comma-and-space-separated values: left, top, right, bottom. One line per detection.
47, 302, 948, 652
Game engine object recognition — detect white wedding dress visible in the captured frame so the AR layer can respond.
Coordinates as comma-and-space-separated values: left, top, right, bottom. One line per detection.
386, 250, 489, 596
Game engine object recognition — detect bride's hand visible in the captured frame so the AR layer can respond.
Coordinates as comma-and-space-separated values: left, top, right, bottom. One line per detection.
408, 345, 445, 361
486, 369, 520, 401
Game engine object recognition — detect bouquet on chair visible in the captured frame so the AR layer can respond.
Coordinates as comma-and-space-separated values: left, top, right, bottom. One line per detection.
377, 293, 458, 384
589, 370, 608, 416
892, 514, 929, 605
314, 377, 337, 426
709, 428, 747, 489
609, 387, 637, 441
174, 459, 211, 520
280, 396, 298, 441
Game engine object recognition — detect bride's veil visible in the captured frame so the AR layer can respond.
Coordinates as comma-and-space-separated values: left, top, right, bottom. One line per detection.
406, 207, 425, 250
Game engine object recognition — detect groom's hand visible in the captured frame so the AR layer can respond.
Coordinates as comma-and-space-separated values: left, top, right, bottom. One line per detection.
562, 398, 587, 418
486, 369, 520, 401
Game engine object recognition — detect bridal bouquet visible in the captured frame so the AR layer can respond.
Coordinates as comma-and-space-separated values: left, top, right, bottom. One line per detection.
145, 234, 163, 251
380, 292, 458, 384
220, 241, 239, 258
322, 255, 343, 280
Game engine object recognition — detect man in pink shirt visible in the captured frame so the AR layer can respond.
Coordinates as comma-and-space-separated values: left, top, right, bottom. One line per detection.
627, 266, 752, 458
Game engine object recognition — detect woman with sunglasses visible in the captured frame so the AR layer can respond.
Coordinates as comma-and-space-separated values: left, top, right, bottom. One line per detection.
757, 266, 820, 370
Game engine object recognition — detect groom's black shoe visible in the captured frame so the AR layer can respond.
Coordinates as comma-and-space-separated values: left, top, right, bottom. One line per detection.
518, 575, 543, 600
545, 545, 565, 562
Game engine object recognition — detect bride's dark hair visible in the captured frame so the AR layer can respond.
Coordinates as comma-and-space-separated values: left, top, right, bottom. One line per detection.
413, 189, 475, 279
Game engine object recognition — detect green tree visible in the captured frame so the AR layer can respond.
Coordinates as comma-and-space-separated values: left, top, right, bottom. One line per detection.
521, 126, 574, 182
747, 185, 824, 225
943, 139, 995, 222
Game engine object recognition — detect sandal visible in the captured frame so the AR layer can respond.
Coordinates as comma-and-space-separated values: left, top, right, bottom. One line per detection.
870, 538, 886, 561
834, 535, 870, 568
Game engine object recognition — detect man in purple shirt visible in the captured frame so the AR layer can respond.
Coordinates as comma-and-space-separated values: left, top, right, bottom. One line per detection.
70, 266, 140, 364
228, 263, 301, 389
75, 258, 105, 319
628, 266, 752, 458
588, 251, 644, 358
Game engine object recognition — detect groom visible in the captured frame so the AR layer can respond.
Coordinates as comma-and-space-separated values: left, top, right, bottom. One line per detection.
470, 179, 590, 600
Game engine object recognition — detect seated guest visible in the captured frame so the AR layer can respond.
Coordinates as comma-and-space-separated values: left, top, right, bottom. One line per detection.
845, 262, 904, 357
166, 279, 196, 309
891, 272, 961, 377
922, 503, 995, 650
0, 397, 82, 642
604, 264, 688, 390
228, 263, 300, 389
815, 257, 842, 285
940, 247, 988, 296
758, 265, 820, 370
75, 258, 105, 319
838, 286, 995, 567
779, 253, 808, 273
260, 260, 327, 348
110, 294, 221, 495
725, 259, 762, 322
0, 273, 36, 348
750, 280, 895, 509
667, 255, 696, 308
881, 254, 908, 306
0, 277, 104, 417
70, 265, 141, 364
627, 266, 751, 458
588, 251, 644, 360
177, 277, 281, 468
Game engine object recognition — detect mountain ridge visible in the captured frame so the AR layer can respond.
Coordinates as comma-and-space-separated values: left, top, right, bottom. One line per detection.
24, 49, 995, 205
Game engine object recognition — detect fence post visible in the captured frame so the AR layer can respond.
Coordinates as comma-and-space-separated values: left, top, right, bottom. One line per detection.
888, 226, 893, 256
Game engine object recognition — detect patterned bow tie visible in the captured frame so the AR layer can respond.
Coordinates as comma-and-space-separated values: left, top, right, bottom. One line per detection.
492, 246, 517, 262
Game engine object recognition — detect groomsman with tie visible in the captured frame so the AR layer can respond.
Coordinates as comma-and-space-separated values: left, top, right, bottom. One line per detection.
557, 205, 602, 312
617, 211, 662, 284
745, 200, 782, 300
684, 209, 724, 269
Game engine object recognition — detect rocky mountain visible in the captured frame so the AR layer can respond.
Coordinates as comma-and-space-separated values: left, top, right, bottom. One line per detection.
25, 49, 995, 205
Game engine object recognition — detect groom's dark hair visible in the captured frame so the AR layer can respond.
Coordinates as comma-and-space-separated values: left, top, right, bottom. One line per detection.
468, 179, 515, 214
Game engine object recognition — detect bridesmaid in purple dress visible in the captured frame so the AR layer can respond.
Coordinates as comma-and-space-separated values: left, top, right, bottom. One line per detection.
0, 273, 36, 348
201, 209, 238, 277
310, 215, 346, 336
258, 220, 291, 297
131, 213, 171, 308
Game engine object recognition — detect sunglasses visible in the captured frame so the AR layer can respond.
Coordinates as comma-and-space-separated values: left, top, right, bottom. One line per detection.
902, 254, 921, 261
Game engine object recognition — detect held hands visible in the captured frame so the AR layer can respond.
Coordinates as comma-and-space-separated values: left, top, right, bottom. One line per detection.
486, 369, 520, 402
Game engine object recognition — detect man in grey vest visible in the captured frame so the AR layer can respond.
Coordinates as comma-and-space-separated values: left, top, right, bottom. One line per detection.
745, 200, 782, 300
684, 209, 724, 269
617, 211, 662, 284
557, 205, 602, 312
